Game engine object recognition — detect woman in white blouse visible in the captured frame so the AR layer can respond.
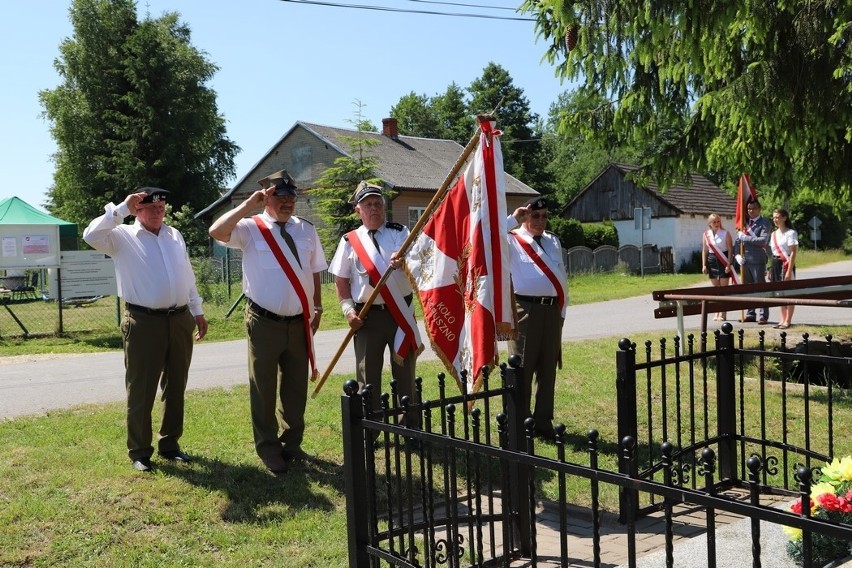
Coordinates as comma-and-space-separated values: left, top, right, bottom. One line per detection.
701, 213, 734, 321
770, 208, 798, 329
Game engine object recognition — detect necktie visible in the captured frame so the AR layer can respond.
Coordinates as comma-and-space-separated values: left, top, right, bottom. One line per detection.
368, 229, 380, 251
276, 222, 301, 267
533, 235, 543, 247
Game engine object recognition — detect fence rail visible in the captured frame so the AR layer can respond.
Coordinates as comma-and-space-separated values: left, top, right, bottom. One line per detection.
341, 331, 851, 567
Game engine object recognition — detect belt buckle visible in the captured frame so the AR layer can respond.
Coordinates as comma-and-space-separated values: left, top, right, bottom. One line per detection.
542, 297, 555, 306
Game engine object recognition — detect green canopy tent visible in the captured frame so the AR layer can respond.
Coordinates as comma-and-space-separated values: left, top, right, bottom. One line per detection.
0, 197, 78, 253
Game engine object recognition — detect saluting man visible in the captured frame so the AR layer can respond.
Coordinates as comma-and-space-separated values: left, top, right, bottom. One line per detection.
83, 187, 208, 473
209, 169, 327, 475
508, 196, 569, 441
328, 182, 424, 433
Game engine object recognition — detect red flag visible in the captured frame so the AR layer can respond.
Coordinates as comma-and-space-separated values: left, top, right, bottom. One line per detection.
406, 118, 515, 395
734, 173, 757, 233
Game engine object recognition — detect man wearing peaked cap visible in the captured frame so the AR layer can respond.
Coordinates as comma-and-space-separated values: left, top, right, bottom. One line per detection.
329, 180, 424, 443
506, 196, 569, 442
258, 170, 298, 197
82, 186, 208, 472
210, 168, 327, 474
351, 180, 383, 204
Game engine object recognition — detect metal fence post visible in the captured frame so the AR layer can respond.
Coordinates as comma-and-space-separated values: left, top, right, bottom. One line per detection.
715, 326, 737, 483
503, 357, 531, 556
616, 338, 638, 520
341, 379, 369, 567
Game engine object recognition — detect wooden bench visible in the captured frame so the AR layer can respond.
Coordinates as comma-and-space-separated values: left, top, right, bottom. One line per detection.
653, 275, 852, 337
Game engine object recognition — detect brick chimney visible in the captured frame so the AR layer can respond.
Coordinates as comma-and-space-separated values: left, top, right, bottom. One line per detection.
382, 117, 399, 139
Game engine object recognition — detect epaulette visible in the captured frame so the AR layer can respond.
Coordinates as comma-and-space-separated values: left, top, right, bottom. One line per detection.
385, 221, 404, 231
293, 215, 314, 226
544, 229, 556, 237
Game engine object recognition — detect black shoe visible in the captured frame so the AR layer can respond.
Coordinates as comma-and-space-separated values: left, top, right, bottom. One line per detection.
132, 458, 153, 472
282, 447, 317, 463
158, 450, 192, 463
535, 428, 558, 442
261, 455, 289, 475
743, 316, 756, 323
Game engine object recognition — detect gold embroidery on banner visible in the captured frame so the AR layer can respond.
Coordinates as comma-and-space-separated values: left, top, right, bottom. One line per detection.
416, 240, 435, 286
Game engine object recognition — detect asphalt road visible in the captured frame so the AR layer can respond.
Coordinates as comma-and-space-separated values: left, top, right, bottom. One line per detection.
2, 260, 850, 420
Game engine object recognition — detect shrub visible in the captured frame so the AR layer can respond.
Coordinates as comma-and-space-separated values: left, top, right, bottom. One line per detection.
582, 222, 618, 249
548, 217, 584, 248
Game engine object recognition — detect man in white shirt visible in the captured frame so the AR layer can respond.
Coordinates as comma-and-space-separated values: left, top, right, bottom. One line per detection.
328, 182, 423, 439
83, 187, 208, 472
209, 170, 327, 474
507, 197, 568, 441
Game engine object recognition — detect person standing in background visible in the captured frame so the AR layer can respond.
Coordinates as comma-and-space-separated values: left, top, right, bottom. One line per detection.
736, 200, 772, 324
770, 208, 798, 329
701, 213, 735, 321
83, 187, 208, 473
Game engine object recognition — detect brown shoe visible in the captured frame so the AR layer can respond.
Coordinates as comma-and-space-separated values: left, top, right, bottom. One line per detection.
758, 318, 769, 325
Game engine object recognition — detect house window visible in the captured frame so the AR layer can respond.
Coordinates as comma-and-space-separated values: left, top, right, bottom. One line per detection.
408, 207, 426, 230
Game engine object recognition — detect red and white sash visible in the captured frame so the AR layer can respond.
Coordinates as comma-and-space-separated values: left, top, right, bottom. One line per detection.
771, 231, 790, 271
347, 228, 423, 363
253, 216, 318, 380
704, 229, 741, 285
510, 231, 566, 313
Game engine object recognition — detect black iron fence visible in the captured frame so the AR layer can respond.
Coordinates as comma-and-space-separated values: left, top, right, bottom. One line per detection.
341, 329, 852, 567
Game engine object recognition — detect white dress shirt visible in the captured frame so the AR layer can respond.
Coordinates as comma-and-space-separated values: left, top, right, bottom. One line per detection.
83, 201, 204, 315
217, 211, 327, 317
328, 223, 413, 303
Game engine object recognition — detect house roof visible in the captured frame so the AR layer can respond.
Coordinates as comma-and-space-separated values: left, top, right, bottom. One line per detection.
565, 163, 737, 217
197, 120, 538, 218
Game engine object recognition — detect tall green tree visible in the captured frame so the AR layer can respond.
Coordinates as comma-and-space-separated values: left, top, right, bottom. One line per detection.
544, 90, 641, 205
432, 83, 474, 144
40, 0, 238, 230
521, 0, 852, 202
467, 62, 551, 192
391, 92, 443, 138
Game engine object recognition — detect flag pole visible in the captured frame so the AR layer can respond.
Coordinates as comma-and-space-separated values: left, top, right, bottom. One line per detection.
311, 113, 495, 399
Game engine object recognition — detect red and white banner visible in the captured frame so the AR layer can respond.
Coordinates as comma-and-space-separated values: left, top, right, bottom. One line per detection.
734, 173, 757, 234
406, 118, 515, 394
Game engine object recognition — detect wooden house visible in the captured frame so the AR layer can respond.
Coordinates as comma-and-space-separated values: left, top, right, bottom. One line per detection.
562, 163, 738, 269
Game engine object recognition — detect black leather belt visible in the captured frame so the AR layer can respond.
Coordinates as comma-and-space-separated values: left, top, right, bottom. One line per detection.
247, 299, 302, 322
515, 295, 559, 306
126, 303, 188, 316
356, 294, 413, 311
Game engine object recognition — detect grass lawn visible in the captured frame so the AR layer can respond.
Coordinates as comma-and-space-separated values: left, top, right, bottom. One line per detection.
2, 329, 851, 565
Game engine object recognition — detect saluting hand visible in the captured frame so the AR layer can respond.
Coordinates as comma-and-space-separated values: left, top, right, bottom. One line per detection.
513, 205, 531, 224
246, 188, 274, 210
124, 192, 149, 216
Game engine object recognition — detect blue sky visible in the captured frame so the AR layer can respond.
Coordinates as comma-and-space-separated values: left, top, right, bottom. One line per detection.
1, 0, 570, 212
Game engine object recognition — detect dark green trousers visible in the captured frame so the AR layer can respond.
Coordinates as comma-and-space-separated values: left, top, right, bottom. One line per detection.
353, 308, 420, 429
508, 300, 562, 431
245, 308, 309, 460
122, 308, 195, 461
